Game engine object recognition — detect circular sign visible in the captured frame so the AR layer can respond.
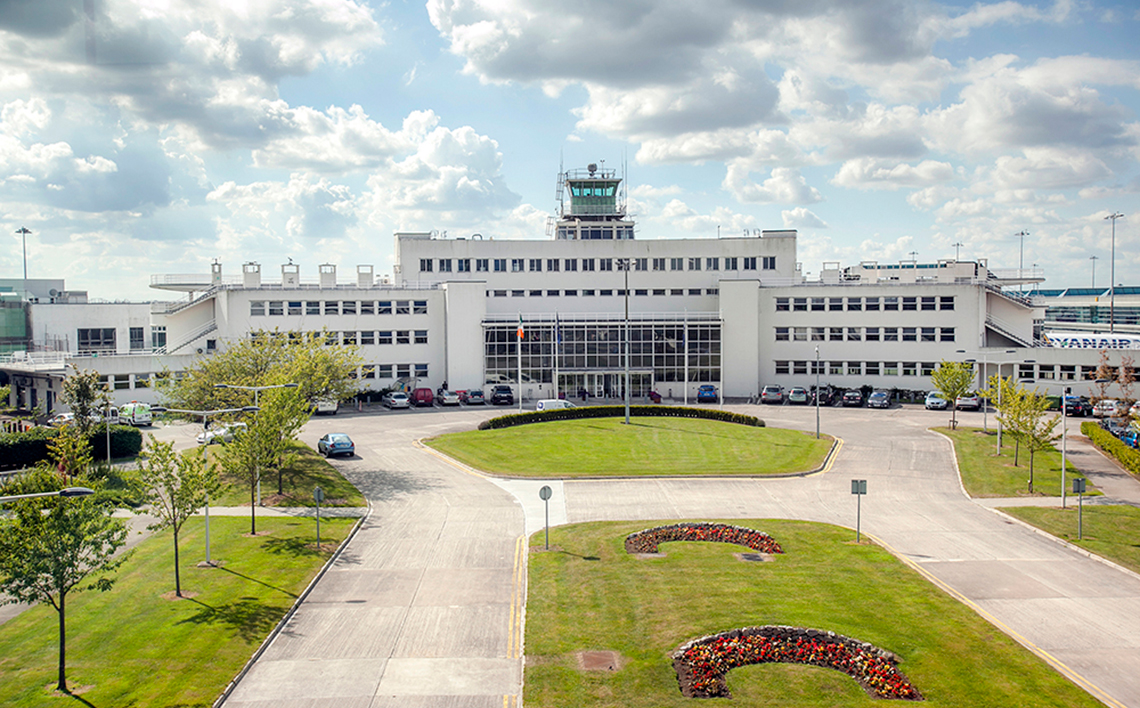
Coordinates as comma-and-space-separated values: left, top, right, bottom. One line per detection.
314, 487, 325, 503
539, 485, 552, 501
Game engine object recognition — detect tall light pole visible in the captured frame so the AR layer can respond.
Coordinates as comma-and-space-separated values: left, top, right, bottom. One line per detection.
814, 346, 820, 439
1090, 255, 1098, 288
952, 242, 963, 261
1015, 230, 1029, 293
0, 487, 93, 504
15, 226, 30, 302
214, 383, 299, 505
1105, 212, 1124, 333
619, 258, 631, 425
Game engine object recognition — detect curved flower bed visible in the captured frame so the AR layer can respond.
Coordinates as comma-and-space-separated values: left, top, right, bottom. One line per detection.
624, 523, 783, 555
673, 626, 923, 700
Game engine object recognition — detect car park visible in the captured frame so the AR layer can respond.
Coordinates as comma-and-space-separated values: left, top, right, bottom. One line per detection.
760, 385, 784, 404
787, 387, 809, 405
437, 390, 461, 406
411, 388, 434, 407
696, 384, 718, 403
317, 432, 355, 458
924, 391, 948, 410
490, 385, 514, 405
842, 390, 863, 407
955, 393, 981, 411
1063, 396, 1094, 417
465, 389, 486, 405
383, 391, 410, 409
1093, 399, 1122, 418
196, 422, 247, 445
867, 390, 890, 409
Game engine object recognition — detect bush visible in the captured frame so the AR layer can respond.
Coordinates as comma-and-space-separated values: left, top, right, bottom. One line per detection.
477, 405, 764, 431
1082, 421, 1140, 475
0, 425, 143, 470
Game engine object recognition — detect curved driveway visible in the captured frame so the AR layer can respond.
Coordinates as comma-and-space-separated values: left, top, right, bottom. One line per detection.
222, 404, 1140, 708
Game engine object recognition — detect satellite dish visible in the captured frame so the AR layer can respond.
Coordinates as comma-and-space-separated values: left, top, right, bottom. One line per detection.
49, 289, 59, 297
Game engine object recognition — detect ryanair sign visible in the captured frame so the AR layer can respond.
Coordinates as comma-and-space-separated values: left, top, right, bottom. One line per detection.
1042, 331, 1140, 350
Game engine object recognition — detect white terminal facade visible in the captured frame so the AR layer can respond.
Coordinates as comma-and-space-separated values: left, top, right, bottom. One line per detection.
2, 162, 1137, 413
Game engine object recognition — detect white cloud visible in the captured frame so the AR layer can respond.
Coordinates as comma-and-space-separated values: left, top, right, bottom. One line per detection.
723, 165, 822, 204
782, 207, 827, 229
832, 158, 955, 190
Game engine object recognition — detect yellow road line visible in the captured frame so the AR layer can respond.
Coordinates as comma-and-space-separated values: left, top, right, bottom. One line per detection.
508, 534, 526, 660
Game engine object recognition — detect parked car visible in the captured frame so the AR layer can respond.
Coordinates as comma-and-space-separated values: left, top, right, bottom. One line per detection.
787, 387, 809, 405
119, 401, 153, 426
48, 412, 75, 426
383, 391, 410, 409
1093, 399, 1122, 418
867, 390, 891, 409
317, 432, 355, 458
760, 385, 784, 404
314, 399, 339, 415
1131, 401, 1140, 418
437, 390, 461, 406
924, 391, 949, 410
696, 384, 718, 403
955, 393, 981, 411
411, 388, 434, 407
842, 390, 864, 407
1063, 396, 1094, 417
196, 422, 247, 445
811, 385, 837, 406
465, 389, 486, 405
490, 385, 514, 405
537, 399, 575, 411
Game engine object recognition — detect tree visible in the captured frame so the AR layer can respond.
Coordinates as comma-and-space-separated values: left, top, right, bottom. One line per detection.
47, 423, 94, 481
1119, 353, 1136, 405
59, 364, 111, 438
135, 436, 219, 597
1092, 349, 1115, 402
983, 373, 1022, 453
215, 415, 271, 535
931, 360, 974, 428
0, 468, 128, 693
1022, 396, 1060, 493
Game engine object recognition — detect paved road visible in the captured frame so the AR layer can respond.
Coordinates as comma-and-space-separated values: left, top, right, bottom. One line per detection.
204, 403, 1140, 708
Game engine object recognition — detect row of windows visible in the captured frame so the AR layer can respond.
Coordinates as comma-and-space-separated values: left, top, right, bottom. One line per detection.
358, 363, 429, 380
419, 256, 776, 273
775, 361, 942, 376
776, 327, 955, 342
775, 295, 955, 312
488, 288, 720, 298
99, 373, 156, 390
249, 330, 428, 345
250, 300, 428, 316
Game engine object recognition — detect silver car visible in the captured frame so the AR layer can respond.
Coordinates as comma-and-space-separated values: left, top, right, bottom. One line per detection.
383, 391, 411, 409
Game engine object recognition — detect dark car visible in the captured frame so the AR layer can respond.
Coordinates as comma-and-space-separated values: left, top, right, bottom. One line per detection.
317, 433, 355, 458
465, 389, 486, 405
490, 385, 515, 405
867, 390, 890, 409
811, 386, 837, 406
1064, 396, 1093, 417
842, 390, 864, 407
696, 384, 718, 403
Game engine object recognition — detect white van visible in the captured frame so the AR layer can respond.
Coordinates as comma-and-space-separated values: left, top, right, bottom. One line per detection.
315, 399, 339, 415
536, 399, 575, 411
119, 401, 152, 426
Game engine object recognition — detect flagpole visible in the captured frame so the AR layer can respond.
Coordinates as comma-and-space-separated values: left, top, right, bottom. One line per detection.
517, 312, 523, 412
554, 312, 560, 401
683, 309, 689, 406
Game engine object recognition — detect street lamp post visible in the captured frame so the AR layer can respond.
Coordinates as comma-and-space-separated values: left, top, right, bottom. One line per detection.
1015, 229, 1029, 293
0, 487, 93, 504
620, 259, 631, 425
959, 349, 1020, 452
814, 346, 821, 439
15, 226, 30, 302
1105, 213, 1124, 333
214, 383, 299, 506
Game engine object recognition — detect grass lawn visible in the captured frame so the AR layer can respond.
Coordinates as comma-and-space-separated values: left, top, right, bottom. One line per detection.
936, 426, 1097, 498
201, 440, 365, 507
0, 515, 356, 707
1001, 504, 1140, 575
525, 519, 1102, 708
425, 417, 832, 478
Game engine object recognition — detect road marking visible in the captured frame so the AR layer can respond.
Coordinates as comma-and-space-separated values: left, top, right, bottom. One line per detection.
508, 534, 526, 660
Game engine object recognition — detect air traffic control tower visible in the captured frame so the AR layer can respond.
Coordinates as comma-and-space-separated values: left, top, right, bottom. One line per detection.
552, 162, 636, 241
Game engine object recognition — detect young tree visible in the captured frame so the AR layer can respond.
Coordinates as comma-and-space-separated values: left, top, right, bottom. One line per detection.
931, 360, 975, 429
59, 365, 111, 438
1119, 353, 1136, 405
135, 436, 219, 597
255, 388, 310, 495
47, 423, 94, 481
0, 468, 128, 693
983, 373, 1022, 452
216, 419, 270, 535
1092, 349, 1115, 401
1023, 394, 1060, 493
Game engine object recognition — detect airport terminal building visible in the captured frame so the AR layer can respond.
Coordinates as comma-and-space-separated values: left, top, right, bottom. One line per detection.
2, 164, 1136, 412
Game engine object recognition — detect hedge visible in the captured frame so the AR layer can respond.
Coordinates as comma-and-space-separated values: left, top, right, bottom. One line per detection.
0, 425, 143, 470
1081, 421, 1140, 476
476, 405, 764, 431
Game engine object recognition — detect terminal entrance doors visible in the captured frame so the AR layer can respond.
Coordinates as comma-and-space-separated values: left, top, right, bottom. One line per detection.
557, 371, 654, 400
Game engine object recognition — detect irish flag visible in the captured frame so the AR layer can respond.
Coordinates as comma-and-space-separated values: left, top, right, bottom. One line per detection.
517, 314, 524, 340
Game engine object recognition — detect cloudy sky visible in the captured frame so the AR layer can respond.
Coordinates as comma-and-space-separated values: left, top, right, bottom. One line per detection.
1, 0, 1137, 300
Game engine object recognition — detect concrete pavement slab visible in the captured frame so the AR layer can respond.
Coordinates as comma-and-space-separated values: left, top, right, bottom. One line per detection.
392, 605, 511, 657
264, 605, 407, 660
374, 657, 518, 695
411, 568, 515, 606
226, 657, 386, 704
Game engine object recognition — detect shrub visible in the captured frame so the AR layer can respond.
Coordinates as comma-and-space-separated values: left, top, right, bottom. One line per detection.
477, 405, 764, 431
1082, 421, 1140, 475
625, 523, 783, 555
0, 425, 143, 470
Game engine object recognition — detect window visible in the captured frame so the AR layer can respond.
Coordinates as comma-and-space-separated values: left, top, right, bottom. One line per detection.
653, 258, 665, 271
921, 362, 935, 376
458, 259, 471, 272
439, 259, 452, 273
583, 289, 596, 296
512, 290, 525, 297
565, 258, 578, 271
811, 298, 825, 311
864, 297, 879, 311
530, 289, 543, 297
793, 327, 807, 341
775, 327, 789, 341
829, 327, 843, 341
396, 301, 410, 315
361, 331, 375, 345
635, 288, 648, 296
582, 258, 595, 271
811, 327, 825, 341
307, 301, 321, 315
846, 327, 861, 341
902, 362, 917, 376
635, 258, 648, 271
511, 258, 524, 272
151, 326, 166, 350
494, 258, 507, 272
866, 362, 881, 376
325, 331, 338, 346
342, 301, 357, 315
847, 361, 862, 375
414, 301, 427, 314
396, 330, 410, 344
362, 365, 376, 379
600, 258, 613, 271
884, 327, 898, 342
921, 296, 935, 311
902, 327, 917, 341
415, 330, 428, 344
250, 301, 265, 316
940, 327, 955, 342
653, 289, 665, 296
361, 301, 375, 315
396, 364, 410, 378
775, 360, 790, 375
343, 331, 357, 345
829, 361, 843, 376
129, 327, 145, 350
744, 257, 757, 270
1019, 364, 1035, 380
793, 298, 807, 311
762, 256, 776, 270
707, 257, 719, 270
288, 301, 302, 316
847, 297, 862, 311
529, 258, 543, 272
903, 297, 917, 311
546, 258, 560, 272
547, 289, 560, 296
688, 288, 701, 295
884, 362, 898, 376
775, 297, 789, 312
829, 297, 843, 311
706, 288, 718, 295
324, 301, 338, 315
670, 258, 683, 271
476, 259, 489, 272
794, 361, 808, 375
865, 327, 880, 341
1060, 364, 1076, 381
378, 301, 392, 315
134, 374, 150, 388
269, 301, 284, 316
377, 364, 393, 379
415, 363, 428, 378
884, 296, 898, 311
940, 296, 955, 311
921, 327, 936, 342
419, 258, 433, 272
378, 331, 393, 344
725, 257, 738, 270
688, 257, 701, 271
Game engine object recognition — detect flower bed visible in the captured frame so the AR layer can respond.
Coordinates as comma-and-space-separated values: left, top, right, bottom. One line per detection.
673, 625, 923, 700
624, 523, 783, 555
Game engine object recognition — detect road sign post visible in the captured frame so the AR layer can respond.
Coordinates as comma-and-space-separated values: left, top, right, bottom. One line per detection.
539, 485, 553, 550
314, 486, 325, 546
851, 479, 867, 543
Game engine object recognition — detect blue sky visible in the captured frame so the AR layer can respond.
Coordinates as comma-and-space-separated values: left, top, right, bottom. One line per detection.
0, 0, 1137, 299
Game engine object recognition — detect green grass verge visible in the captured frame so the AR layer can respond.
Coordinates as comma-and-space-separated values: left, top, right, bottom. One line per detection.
0, 515, 355, 707
201, 440, 365, 507
525, 519, 1102, 707
425, 417, 832, 478
936, 426, 1098, 498
1001, 505, 1140, 575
